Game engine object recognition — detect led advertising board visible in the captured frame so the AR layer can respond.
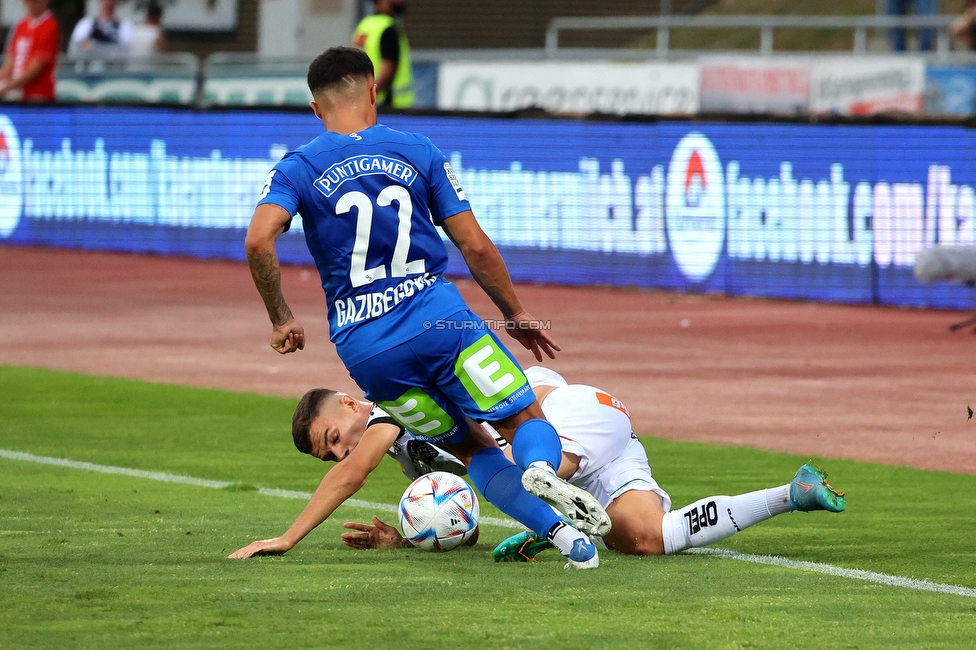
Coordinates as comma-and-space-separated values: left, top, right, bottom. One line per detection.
4, 106, 972, 309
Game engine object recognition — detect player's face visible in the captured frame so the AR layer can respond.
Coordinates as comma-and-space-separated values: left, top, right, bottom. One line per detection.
308, 397, 368, 462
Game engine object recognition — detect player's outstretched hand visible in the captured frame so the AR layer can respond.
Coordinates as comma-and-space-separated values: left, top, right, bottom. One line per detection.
270, 318, 305, 354
505, 310, 560, 362
341, 517, 410, 550
227, 537, 294, 559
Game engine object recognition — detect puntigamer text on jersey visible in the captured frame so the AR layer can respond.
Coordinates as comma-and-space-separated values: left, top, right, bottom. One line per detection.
314, 155, 418, 197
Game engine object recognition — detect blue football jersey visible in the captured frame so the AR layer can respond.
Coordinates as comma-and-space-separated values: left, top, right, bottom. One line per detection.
257, 124, 471, 366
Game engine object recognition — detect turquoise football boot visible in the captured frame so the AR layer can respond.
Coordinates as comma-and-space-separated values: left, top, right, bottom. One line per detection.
789, 462, 847, 512
492, 530, 554, 562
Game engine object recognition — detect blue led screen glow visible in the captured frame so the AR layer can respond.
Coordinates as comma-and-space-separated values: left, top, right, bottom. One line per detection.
3, 105, 974, 310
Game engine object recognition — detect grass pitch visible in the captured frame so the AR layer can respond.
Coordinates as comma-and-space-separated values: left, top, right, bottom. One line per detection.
2, 365, 976, 649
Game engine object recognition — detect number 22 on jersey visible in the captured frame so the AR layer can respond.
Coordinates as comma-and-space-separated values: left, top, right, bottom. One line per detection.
337, 185, 426, 288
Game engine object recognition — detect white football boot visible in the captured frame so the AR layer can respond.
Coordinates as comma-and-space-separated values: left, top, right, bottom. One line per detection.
521, 466, 612, 537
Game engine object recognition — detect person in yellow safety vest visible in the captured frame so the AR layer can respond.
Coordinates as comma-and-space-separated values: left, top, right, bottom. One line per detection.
352, 0, 414, 108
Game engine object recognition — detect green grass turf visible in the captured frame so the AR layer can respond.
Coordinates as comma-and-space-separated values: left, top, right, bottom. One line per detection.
2, 365, 976, 648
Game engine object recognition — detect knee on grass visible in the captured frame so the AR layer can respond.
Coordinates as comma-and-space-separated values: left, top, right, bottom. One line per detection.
604, 528, 665, 556
602, 489, 668, 556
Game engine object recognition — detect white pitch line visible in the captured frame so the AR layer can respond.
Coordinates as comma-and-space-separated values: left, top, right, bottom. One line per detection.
0, 449, 519, 529
4, 448, 975, 599
0, 448, 233, 489
688, 548, 976, 599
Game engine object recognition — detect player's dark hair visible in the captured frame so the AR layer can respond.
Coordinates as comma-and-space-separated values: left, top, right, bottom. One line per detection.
292, 388, 338, 455
307, 47, 375, 96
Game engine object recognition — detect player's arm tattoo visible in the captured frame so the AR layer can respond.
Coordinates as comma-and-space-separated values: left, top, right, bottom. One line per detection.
247, 248, 293, 326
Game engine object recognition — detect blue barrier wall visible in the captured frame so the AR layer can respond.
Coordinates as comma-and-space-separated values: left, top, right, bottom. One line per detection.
3, 105, 974, 309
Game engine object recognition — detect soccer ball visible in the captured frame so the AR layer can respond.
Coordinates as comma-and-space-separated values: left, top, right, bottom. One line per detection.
398, 471, 480, 552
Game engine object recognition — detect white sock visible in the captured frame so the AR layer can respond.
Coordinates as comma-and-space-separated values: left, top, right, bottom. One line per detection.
660, 485, 792, 555
527, 460, 556, 475
546, 520, 589, 556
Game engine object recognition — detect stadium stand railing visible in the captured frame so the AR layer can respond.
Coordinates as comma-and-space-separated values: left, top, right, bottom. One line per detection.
201, 52, 439, 108
545, 14, 959, 59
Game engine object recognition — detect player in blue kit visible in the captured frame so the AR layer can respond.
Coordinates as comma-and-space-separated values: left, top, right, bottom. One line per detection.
238, 47, 609, 568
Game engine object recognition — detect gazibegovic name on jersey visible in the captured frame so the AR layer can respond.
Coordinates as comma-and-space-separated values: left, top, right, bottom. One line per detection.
257, 124, 471, 366
334, 272, 437, 328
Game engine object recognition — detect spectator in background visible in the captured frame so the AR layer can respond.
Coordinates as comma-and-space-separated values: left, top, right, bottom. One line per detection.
949, 0, 976, 49
68, 0, 133, 56
887, 0, 941, 51
352, 0, 414, 108
129, 1, 166, 57
0, 0, 59, 102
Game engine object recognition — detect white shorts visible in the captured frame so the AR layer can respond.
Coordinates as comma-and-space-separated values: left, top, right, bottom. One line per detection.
530, 376, 672, 512
569, 436, 671, 512
486, 424, 670, 512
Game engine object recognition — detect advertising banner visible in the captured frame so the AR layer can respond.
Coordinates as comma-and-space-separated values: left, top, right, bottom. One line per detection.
3, 107, 973, 309
57, 75, 197, 105
809, 57, 926, 115
437, 61, 700, 115
925, 66, 976, 115
699, 56, 810, 114
204, 76, 313, 106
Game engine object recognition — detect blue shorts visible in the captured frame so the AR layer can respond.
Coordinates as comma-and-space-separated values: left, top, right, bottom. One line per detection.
347, 309, 536, 444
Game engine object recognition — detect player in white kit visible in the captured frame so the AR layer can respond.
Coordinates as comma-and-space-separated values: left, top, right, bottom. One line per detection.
343, 366, 847, 559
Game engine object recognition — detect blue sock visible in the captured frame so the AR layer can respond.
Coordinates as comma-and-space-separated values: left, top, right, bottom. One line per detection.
468, 447, 561, 537
511, 418, 562, 471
